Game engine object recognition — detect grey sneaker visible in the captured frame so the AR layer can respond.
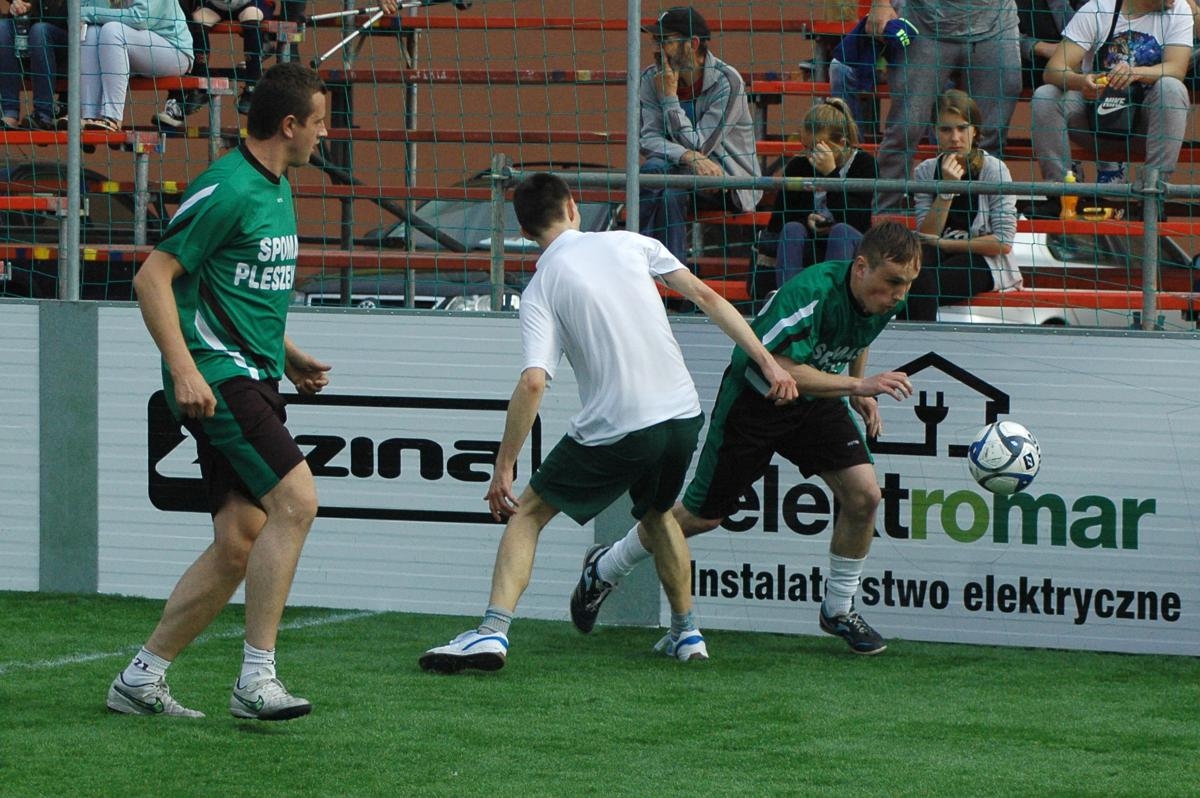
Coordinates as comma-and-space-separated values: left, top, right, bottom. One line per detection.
106, 674, 204, 718
155, 98, 184, 129
569, 544, 614, 634
229, 677, 312, 721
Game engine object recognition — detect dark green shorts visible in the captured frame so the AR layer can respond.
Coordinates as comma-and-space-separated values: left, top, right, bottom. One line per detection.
529, 413, 704, 525
175, 377, 304, 515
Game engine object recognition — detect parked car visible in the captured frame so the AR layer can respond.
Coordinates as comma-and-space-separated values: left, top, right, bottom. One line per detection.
360, 166, 624, 254
0, 161, 166, 300
292, 273, 525, 311
937, 229, 1200, 329
296, 166, 623, 310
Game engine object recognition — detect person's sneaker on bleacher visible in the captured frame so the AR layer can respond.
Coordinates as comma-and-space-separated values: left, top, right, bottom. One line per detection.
653, 629, 709, 662
418, 629, 509, 674
1097, 162, 1127, 185
229, 676, 312, 721
106, 673, 204, 717
569, 543, 614, 634
237, 85, 255, 115
182, 88, 210, 115
155, 98, 185, 130
818, 602, 887, 655
21, 112, 57, 131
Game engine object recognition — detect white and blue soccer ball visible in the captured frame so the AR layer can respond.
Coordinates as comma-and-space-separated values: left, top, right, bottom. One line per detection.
967, 420, 1041, 495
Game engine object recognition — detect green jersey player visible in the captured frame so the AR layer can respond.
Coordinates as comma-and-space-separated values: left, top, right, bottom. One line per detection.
107, 63, 329, 721
572, 220, 922, 656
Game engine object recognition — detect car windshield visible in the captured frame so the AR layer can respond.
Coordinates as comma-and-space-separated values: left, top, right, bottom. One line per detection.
389, 198, 614, 252
1046, 233, 1194, 272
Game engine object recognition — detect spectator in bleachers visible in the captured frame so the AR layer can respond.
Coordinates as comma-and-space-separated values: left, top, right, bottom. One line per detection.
757, 98, 877, 290
0, 0, 67, 130
155, 1, 208, 129
828, 1, 917, 141
638, 6, 761, 266
78, 0, 193, 132
1019, 0, 1129, 187
159, 0, 272, 126
871, 0, 1022, 211
1031, 0, 1191, 193
905, 90, 1020, 322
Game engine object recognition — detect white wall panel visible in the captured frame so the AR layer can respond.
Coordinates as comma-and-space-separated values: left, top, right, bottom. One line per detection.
0, 305, 39, 590
89, 309, 1200, 655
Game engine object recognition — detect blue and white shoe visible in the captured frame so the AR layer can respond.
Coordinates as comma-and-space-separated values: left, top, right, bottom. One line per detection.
570, 544, 614, 634
419, 629, 509, 674
1097, 163, 1127, 185
653, 629, 709, 662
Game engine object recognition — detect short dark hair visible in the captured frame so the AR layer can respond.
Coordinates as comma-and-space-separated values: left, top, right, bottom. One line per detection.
512, 173, 572, 238
246, 62, 326, 140
857, 219, 921, 270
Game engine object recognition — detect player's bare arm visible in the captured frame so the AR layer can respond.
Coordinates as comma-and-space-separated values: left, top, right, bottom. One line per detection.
661, 268, 799, 402
777, 355, 912, 403
284, 337, 331, 395
847, 349, 882, 438
133, 250, 216, 419
486, 367, 548, 520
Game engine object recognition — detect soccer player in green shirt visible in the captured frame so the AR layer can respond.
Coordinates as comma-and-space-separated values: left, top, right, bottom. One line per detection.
571, 220, 922, 655
106, 63, 329, 720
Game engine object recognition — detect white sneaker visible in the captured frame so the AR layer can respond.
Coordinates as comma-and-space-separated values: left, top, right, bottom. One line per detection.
654, 629, 709, 662
106, 673, 204, 717
229, 677, 312, 721
419, 629, 509, 674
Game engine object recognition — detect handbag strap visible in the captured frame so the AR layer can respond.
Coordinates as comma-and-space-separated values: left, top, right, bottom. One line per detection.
1104, 0, 1124, 46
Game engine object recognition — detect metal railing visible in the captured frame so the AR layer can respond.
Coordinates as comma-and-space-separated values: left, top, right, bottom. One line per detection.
494, 161, 1192, 331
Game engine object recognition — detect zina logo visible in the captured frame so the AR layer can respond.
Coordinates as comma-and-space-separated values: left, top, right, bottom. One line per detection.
147, 392, 540, 524
723, 352, 1155, 550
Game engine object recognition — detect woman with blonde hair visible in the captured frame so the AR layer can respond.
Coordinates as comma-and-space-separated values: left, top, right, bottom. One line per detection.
906, 89, 1020, 321
757, 97, 877, 289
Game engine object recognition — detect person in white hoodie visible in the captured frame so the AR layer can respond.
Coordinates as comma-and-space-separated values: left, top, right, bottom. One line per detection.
905, 90, 1021, 322
77, 0, 193, 130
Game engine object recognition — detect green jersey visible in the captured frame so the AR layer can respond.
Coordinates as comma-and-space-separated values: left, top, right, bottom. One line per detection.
729, 260, 901, 398
156, 144, 298, 387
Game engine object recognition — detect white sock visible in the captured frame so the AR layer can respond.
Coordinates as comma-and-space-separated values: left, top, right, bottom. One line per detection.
239, 641, 277, 687
121, 647, 169, 687
596, 524, 653, 585
823, 553, 865, 617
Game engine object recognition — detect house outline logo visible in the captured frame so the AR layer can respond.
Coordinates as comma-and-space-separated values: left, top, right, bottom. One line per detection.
870, 352, 1010, 459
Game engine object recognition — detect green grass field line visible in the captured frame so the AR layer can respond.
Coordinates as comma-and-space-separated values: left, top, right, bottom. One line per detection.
1, 591, 1197, 797
0, 608, 377, 676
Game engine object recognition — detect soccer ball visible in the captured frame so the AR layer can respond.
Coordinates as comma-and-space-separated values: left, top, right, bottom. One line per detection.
967, 421, 1041, 495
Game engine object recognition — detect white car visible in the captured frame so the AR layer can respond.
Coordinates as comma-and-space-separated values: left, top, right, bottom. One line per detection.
937, 229, 1199, 329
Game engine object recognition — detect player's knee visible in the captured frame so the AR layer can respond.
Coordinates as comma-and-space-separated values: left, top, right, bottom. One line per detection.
213, 525, 257, 574
263, 485, 318, 530
841, 483, 881, 523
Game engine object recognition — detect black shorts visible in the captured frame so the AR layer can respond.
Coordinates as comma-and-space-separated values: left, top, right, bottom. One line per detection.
682, 392, 871, 521
179, 377, 304, 516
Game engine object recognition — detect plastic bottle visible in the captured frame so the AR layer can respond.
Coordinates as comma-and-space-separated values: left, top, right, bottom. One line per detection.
1060, 170, 1078, 220
13, 15, 30, 59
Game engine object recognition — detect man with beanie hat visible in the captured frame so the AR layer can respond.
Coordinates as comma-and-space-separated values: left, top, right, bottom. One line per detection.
638, 6, 761, 267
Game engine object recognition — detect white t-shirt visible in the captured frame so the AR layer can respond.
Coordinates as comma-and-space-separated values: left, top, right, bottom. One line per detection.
1064, 0, 1192, 73
520, 229, 702, 446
